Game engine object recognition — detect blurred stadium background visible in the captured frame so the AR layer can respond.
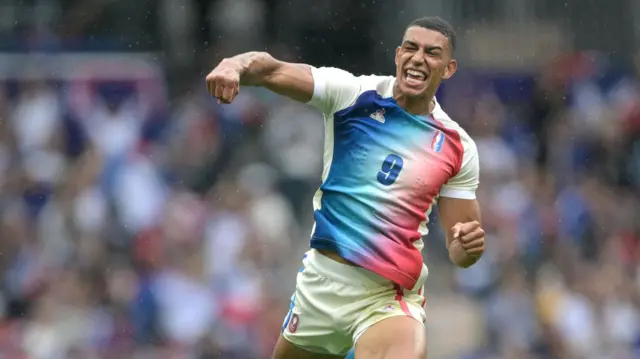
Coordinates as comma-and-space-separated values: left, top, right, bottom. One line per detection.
0, 0, 639, 358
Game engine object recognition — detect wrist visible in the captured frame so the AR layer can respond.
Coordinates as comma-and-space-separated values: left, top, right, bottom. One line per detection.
223, 52, 272, 86
449, 244, 480, 268
221, 57, 245, 74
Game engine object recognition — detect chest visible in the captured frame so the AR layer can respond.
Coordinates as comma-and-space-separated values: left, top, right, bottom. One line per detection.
332, 101, 463, 195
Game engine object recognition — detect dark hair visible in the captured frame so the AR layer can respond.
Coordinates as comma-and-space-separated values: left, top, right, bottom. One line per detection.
407, 16, 456, 52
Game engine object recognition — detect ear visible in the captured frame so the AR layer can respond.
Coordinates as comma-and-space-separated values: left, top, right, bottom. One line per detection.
395, 47, 401, 67
442, 59, 457, 80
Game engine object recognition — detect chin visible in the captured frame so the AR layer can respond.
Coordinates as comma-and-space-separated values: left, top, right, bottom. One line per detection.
399, 84, 427, 98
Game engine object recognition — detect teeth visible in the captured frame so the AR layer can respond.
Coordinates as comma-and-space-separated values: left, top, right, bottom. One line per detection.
405, 69, 426, 80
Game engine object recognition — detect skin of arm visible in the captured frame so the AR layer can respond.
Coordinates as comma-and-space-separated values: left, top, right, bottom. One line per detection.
215, 52, 315, 103
437, 197, 484, 268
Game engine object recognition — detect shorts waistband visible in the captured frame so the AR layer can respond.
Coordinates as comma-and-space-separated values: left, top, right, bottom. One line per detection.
303, 249, 392, 288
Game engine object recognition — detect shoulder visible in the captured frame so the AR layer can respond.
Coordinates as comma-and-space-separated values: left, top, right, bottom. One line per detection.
435, 107, 480, 197
431, 100, 479, 178
358, 73, 396, 97
308, 67, 395, 114
311, 67, 394, 91
432, 100, 477, 153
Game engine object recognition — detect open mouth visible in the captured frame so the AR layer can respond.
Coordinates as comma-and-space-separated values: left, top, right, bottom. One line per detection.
403, 69, 427, 87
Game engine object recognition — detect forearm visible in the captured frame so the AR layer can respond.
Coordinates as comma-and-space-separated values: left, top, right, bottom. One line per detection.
218, 51, 313, 102
221, 51, 280, 86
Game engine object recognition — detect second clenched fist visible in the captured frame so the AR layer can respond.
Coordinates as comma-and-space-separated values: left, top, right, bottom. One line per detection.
451, 220, 485, 257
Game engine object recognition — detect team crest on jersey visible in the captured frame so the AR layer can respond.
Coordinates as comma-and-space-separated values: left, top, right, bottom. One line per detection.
369, 108, 386, 123
431, 130, 445, 152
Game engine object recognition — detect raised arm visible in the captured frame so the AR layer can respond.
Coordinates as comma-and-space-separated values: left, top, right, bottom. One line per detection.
206, 52, 314, 104
206, 52, 362, 116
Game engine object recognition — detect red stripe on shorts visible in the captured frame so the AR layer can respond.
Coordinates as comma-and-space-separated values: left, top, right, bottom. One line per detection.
418, 288, 426, 308
393, 284, 412, 316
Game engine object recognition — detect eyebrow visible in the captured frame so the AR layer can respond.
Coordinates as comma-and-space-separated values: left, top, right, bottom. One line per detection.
402, 40, 443, 52
402, 40, 419, 48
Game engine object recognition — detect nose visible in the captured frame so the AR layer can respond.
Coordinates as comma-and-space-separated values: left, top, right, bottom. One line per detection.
410, 50, 425, 65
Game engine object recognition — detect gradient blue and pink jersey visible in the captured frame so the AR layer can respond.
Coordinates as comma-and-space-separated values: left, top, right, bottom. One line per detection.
306, 67, 480, 290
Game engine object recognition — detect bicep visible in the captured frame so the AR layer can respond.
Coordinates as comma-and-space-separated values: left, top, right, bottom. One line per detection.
261, 65, 360, 116
438, 197, 481, 227
262, 62, 315, 103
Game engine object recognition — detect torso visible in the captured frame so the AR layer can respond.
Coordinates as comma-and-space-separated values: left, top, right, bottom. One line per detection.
307, 71, 477, 289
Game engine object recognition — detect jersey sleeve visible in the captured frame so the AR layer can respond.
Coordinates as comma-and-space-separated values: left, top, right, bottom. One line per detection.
307, 67, 361, 115
439, 139, 480, 200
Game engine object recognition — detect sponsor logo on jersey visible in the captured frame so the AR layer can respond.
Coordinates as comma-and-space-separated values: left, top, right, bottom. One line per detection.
381, 304, 395, 312
431, 130, 445, 152
370, 109, 386, 123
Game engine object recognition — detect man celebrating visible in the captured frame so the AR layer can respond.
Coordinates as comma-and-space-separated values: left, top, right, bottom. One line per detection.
206, 16, 485, 359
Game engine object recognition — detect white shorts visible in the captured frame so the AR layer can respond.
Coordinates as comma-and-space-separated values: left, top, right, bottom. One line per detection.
281, 249, 428, 356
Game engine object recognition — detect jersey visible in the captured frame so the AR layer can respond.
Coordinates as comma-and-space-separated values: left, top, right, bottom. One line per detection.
306, 67, 480, 290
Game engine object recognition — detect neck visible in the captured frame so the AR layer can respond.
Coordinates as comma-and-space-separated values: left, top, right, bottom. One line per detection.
393, 82, 436, 115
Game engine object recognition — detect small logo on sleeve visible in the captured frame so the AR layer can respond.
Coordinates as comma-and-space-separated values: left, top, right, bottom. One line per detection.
370, 109, 386, 123
431, 131, 445, 152
288, 314, 300, 333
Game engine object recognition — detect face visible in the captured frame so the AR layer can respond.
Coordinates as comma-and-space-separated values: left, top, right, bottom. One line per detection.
395, 26, 457, 98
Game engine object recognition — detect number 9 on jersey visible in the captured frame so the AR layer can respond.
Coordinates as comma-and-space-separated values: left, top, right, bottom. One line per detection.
377, 154, 404, 185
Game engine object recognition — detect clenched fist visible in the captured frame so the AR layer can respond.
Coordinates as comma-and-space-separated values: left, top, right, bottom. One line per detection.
448, 220, 485, 268
205, 60, 241, 104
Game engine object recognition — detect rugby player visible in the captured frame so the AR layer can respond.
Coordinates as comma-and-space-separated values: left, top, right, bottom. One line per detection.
206, 16, 485, 359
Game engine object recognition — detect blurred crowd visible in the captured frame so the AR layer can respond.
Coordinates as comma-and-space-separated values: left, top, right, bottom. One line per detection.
0, 3, 640, 359
0, 54, 326, 359
447, 52, 640, 359
0, 49, 639, 359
